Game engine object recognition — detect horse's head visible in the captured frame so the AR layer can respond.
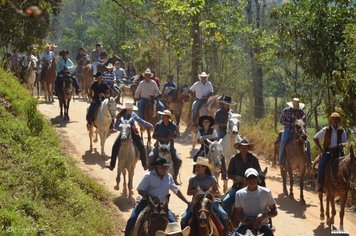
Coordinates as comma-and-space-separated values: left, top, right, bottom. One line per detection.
157, 142, 171, 162
192, 188, 214, 228
293, 119, 307, 141
258, 167, 268, 187
147, 195, 170, 235
207, 139, 223, 170
119, 119, 132, 142
227, 113, 241, 135
347, 145, 356, 190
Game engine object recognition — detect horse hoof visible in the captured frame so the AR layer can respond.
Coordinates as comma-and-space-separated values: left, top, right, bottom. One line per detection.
114, 185, 119, 191
283, 189, 288, 196
289, 193, 294, 199
320, 214, 325, 221
300, 199, 306, 205
93, 139, 98, 143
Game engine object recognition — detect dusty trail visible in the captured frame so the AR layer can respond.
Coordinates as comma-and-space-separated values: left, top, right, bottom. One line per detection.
37, 96, 356, 236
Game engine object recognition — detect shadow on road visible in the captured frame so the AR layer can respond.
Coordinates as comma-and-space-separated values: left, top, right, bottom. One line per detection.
313, 223, 331, 236
82, 148, 109, 167
275, 193, 316, 219
50, 115, 78, 128
113, 195, 136, 212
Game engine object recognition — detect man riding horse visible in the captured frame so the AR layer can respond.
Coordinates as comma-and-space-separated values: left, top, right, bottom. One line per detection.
20, 48, 38, 84
190, 72, 214, 125
278, 98, 311, 166
147, 110, 182, 185
313, 112, 347, 193
215, 96, 236, 139
39, 43, 55, 80
134, 68, 165, 119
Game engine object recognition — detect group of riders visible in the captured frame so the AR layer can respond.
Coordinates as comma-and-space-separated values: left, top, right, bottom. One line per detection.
10, 43, 348, 236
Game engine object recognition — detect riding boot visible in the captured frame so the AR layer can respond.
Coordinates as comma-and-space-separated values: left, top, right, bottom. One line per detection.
133, 135, 147, 170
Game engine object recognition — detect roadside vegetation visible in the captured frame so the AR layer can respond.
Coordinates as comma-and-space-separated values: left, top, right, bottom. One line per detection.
0, 69, 122, 235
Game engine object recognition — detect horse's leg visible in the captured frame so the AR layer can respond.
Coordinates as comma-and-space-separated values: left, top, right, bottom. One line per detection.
147, 129, 151, 148
281, 168, 288, 196
192, 128, 196, 149
100, 131, 106, 156
66, 99, 70, 120
328, 194, 336, 226
300, 167, 306, 204
326, 193, 330, 224
122, 169, 127, 197
59, 98, 63, 117
319, 192, 325, 220
93, 128, 98, 143
88, 126, 93, 151
114, 168, 121, 191
339, 193, 347, 229
128, 167, 135, 201
288, 168, 294, 199
50, 82, 54, 102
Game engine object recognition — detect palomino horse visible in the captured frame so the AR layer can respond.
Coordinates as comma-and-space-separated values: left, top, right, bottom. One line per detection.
41, 60, 56, 102
276, 119, 308, 203
315, 145, 356, 230
139, 96, 159, 147
78, 62, 93, 100
87, 97, 117, 155
189, 189, 220, 236
192, 95, 221, 148
221, 113, 242, 192
133, 195, 170, 236
162, 84, 190, 136
58, 75, 73, 120
24, 59, 37, 96
206, 139, 224, 186
114, 118, 139, 202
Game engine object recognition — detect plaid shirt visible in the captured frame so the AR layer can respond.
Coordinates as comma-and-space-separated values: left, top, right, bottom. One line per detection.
280, 107, 305, 128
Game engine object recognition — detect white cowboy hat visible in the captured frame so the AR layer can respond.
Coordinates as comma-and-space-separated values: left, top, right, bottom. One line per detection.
144, 68, 153, 76
155, 223, 191, 236
193, 156, 213, 170
157, 110, 174, 120
120, 103, 138, 111
198, 72, 209, 78
105, 63, 114, 69
287, 98, 305, 110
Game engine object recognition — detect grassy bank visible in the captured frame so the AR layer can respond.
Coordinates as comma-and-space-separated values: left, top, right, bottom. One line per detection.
0, 69, 121, 235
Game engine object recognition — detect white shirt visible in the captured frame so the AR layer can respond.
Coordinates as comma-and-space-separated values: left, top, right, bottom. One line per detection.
314, 126, 347, 148
135, 79, 160, 99
196, 129, 218, 140
190, 80, 214, 99
235, 186, 276, 225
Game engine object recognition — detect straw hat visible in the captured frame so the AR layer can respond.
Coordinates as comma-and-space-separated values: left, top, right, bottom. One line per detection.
234, 137, 254, 150
219, 95, 236, 106
287, 98, 305, 110
193, 156, 213, 170
105, 63, 114, 69
158, 110, 174, 120
144, 68, 153, 76
50, 44, 58, 50
198, 72, 209, 78
198, 115, 215, 128
155, 223, 190, 236
120, 103, 138, 111
329, 112, 341, 122
43, 43, 51, 50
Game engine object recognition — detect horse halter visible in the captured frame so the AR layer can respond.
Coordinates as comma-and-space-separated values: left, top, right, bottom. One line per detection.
294, 122, 307, 142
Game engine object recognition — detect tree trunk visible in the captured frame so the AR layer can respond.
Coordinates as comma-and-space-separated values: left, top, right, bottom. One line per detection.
274, 96, 278, 133
314, 105, 319, 132
191, 10, 202, 84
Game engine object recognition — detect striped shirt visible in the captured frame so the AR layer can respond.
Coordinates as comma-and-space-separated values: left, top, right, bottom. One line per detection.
102, 71, 116, 87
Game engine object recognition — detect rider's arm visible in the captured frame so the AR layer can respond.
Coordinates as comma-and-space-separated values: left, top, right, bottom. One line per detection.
176, 190, 190, 205
132, 112, 153, 128
313, 127, 326, 152
138, 190, 148, 199
187, 178, 196, 196
234, 207, 246, 224
227, 157, 245, 183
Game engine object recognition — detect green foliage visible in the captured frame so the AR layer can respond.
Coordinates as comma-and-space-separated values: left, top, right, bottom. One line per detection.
0, 69, 119, 235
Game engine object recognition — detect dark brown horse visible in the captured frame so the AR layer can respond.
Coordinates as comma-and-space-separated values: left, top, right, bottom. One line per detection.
133, 195, 170, 236
140, 96, 160, 147
41, 59, 56, 102
315, 145, 356, 230
162, 84, 190, 136
275, 119, 308, 204
58, 74, 73, 120
189, 189, 220, 236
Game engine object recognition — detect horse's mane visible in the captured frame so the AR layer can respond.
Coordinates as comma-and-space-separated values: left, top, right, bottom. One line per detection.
294, 119, 305, 127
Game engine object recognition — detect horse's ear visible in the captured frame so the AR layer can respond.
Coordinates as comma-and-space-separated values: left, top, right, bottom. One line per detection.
148, 195, 158, 208
206, 139, 213, 145
218, 138, 223, 145
166, 142, 171, 150
263, 167, 268, 175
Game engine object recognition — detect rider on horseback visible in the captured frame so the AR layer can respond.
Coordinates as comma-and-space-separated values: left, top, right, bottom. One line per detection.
190, 72, 214, 125
313, 112, 347, 193
124, 158, 190, 236
215, 96, 236, 139
181, 157, 231, 236
55, 50, 80, 96
278, 98, 311, 166
20, 48, 38, 83
147, 110, 182, 185
86, 72, 110, 126
90, 43, 103, 75
105, 102, 152, 171
39, 43, 54, 81
74, 47, 88, 74
134, 68, 165, 119
223, 138, 262, 217
233, 168, 277, 236
113, 61, 126, 82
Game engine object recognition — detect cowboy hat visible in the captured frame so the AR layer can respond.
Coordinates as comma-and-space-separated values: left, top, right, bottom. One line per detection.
244, 168, 259, 178
105, 63, 114, 69
94, 72, 103, 78
50, 43, 58, 49
158, 110, 174, 120
120, 103, 138, 111
219, 95, 236, 106
198, 72, 209, 78
144, 68, 153, 76
59, 50, 69, 56
287, 98, 305, 110
234, 137, 254, 149
193, 156, 213, 170
43, 43, 51, 49
152, 158, 171, 167
330, 112, 341, 119
198, 115, 215, 128
155, 223, 191, 236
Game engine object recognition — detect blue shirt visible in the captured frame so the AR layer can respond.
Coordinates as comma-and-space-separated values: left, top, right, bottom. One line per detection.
154, 120, 177, 144
163, 81, 177, 89
56, 58, 75, 72
114, 112, 153, 130
137, 170, 179, 203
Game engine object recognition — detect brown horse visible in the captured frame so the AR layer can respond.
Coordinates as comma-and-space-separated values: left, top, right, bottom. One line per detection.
162, 84, 190, 136
275, 119, 308, 204
80, 62, 93, 100
315, 145, 356, 230
24, 59, 37, 96
41, 60, 56, 102
189, 189, 220, 236
133, 195, 170, 236
139, 96, 159, 147
58, 74, 73, 120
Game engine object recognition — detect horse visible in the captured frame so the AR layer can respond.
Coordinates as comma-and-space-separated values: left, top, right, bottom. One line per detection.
162, 84, 190, 136
206, 139, 224, 187
130, 74, 144, 100
232, 217, 266, 236
78, 61, 93, 100
87, 97, 117, 156
58, 74, 73, 120
156, 142, 174, 176
114, 118, 139, 202
139, 96, 160, 148
315, 145, 356, 230
192, 95, 221, 148
221, 113, 242, 192
189, 189, 220, 236
24, 59, 37, 96
133, 195, 170, 236
41, 59, 56, 102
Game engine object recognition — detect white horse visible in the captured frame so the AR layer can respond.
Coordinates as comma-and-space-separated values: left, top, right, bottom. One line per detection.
157, 142, 174, 176
221, 113, 242, 192
206, 139, 224, 186
24, 59, 37, 96
114, 118, 139, 202
87, 97, 117, 155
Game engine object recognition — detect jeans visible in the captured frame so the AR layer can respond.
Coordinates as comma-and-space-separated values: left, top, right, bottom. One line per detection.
125, 199, 176, 236
234, 224, 273, 236
86, 100, 100, 124
92, 61, 99, 75
110, 132, 147, 168
279, 127, 293, 164
55, 75, 80, 96
137, 98, 165, 119
191, 99, 205, 123
222, 186, 239, 216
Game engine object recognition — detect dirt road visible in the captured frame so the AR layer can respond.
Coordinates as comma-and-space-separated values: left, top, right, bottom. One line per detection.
37, 96, 356, 236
